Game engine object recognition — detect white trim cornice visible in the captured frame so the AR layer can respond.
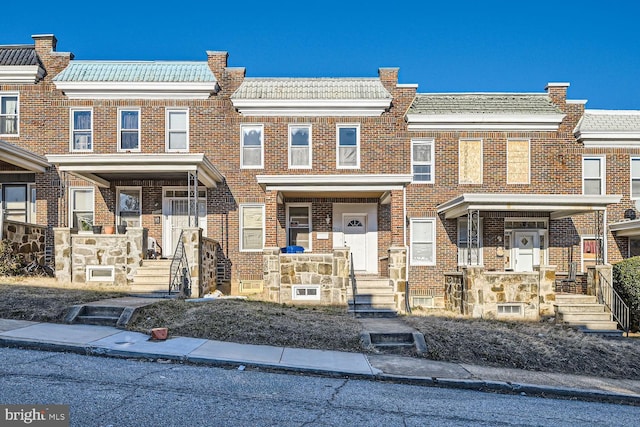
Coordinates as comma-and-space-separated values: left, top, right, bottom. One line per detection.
406, 113, 565, 131
232, 99, 392, 117
0, 139, 49, 172
0, 65, 46, 84
574, 131, 640, 148
53, 81, 219, 100
437, 193, 621, 219
609, 219, 640, 237
257, 174, 412, 187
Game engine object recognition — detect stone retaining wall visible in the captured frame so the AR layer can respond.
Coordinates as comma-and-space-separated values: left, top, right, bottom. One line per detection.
3, 220, 47, 264
263, 247, 350, 304
201, 236, 220, 295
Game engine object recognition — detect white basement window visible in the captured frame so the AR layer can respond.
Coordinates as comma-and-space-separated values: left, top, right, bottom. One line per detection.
292, 285, 321, 301
411, 296, 434, 308
86, 266, 115, 282
497, 304, 523, 317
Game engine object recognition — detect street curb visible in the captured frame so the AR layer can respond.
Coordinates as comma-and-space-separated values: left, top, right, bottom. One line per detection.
2, 337, 639, 406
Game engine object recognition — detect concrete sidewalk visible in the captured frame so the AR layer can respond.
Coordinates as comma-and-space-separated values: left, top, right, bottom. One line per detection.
1, 318, 639, 406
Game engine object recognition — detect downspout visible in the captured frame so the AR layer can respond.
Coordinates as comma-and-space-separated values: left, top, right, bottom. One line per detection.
403, 186, 409, 310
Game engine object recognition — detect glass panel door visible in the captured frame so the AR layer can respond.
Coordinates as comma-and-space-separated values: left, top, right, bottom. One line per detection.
3, 185, 27, 222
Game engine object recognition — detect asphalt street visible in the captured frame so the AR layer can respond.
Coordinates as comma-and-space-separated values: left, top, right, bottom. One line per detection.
1, 347, 638, 426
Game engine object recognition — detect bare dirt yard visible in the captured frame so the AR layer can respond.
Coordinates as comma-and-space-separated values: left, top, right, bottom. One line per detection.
1, 278, 639, 380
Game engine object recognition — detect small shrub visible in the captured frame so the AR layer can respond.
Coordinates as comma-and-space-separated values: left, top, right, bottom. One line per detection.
612, 257, 640, 332
0, 240, 24, 276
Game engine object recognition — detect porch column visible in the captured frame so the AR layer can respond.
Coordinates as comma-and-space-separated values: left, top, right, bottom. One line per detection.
390, 190, 404, 246
467, 209, 480, 265
595, 210, 605, 265
53, 227, 71, 283
188, 170, 198, 227
264, 190, 280, 247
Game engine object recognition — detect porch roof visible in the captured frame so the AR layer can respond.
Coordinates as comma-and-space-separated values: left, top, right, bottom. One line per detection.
45, 153, 224, 188
0, 139, 50, 172
256, 174, 413, 203
609, 219, 640, 237
437, 193, 622, 219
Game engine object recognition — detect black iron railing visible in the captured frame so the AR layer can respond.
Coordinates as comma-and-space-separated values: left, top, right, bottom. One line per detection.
350, 252, 357, 315
169, 230, 191, 297
598, 271, 629, 336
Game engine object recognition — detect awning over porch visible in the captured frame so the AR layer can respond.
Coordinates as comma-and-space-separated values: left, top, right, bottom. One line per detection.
0, 139, 50, 173
437, 193, 622, 219
45, 153, 224, 188
609, 219, 640, 237
256, 174, 413, 203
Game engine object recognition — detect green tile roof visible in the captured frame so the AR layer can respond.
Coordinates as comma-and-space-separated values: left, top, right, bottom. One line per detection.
408, 93, 563, 115
53, 61, 216, 82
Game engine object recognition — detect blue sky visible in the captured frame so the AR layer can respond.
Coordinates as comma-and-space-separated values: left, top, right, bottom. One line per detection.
2, 1, 639, 109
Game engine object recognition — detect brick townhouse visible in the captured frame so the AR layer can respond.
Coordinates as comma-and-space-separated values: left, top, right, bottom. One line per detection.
0, 34, 638, 321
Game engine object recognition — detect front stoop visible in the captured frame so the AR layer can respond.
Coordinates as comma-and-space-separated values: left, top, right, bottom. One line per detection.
554, 294, 623, 337
348, 277, 397, 318
130, 259, 173, 296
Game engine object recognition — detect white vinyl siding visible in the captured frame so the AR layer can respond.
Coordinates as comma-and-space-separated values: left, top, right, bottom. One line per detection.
410, 218, 436, 266
241, 124, 264, 168
411, 139, 434, 183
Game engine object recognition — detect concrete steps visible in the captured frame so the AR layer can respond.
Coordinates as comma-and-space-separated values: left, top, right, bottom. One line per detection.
66, 305, 125, 327
348, 277, 397, 318
130, 259, 173, 295
554, 293, 622, 336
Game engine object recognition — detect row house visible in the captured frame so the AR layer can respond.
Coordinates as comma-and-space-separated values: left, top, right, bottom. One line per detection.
0, 34, 638, 322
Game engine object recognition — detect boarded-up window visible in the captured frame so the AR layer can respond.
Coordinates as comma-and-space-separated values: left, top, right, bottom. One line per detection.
459, 139, 482, 184
507, 139, 530, 184
241, 205, 264, 251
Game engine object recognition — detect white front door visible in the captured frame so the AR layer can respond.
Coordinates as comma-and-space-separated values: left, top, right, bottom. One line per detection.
163, 192, 206, 257
343, 214, 367, 271
514, 231, 537, 272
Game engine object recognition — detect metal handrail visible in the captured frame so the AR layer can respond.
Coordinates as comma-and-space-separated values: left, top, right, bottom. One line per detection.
169, 230, 191, 297
350, 252, 357, 315
598, 270, 629, 337
405, 281, 412, 314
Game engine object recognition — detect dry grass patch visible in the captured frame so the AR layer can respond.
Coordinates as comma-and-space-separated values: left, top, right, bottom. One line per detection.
404, 311, 640, 379
128, 299, 363, 352
0, 278, 128, 322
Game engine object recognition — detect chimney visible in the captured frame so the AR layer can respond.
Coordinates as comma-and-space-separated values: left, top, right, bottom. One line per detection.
32, 34, 57, 55
378, 67, 399, 91
207, 51, 228, 79
545, 82, 570, 109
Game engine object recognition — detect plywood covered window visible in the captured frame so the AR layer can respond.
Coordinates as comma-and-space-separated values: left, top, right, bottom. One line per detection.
459, 139, 482, 184
507, 139, 530, 184
240, 204, 264, 251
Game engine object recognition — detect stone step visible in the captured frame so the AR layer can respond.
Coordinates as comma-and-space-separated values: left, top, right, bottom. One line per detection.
350, 293, 395, 304
369, 332, 415, 345
81, 305, 124, 318
577, 327, 624, 337
554, 303, 607, 313
577, 321, 621, 331
557, 312, 612, 323
76, 315, 121, 327
132, 275, 170, 284
135, 267, 171, 276
555, 294, 597, 304
348, 308, 397, 318
130, 283, 170, 293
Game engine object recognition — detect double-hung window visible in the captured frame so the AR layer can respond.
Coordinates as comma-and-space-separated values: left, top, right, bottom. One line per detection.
631, 158, 640, 199
70, 188, 94, 231
119, 109, 140, 151
166, 109, 188, 151
0, 93, 18, 136
241, 124, 264, 168
337, 124, 360, 168
583, 156, 605, 195
289, 125, 311, 168
410, 218, 436, 266
71, 108, 92, 151
411, 139, 434, 183
240, 204, 265, 251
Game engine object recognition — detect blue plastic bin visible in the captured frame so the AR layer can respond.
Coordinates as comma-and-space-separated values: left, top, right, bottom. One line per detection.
281, 246, 305, 253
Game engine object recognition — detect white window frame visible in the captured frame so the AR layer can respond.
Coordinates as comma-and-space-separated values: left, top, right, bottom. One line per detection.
631, 157, 640, 200
118, 108, 141, 152
506, 139, 531, 185
70, 108, 93, 152
288, 124, 312, 169
0, 92, 19, 136
69, 187, 95, 231
28, 184, 36, 224
457, 218, 483, 266
581, 236, 604, 273
117, 187, 142, 228
240, 124, 264, 169
410, 218, 436, 266
239, 204, 265, 252
165, 108, 189, 152
292, 285, 321, 301
411, 138, 435, 184
286, 203, 312, 251
86, 266, 115, 282
458, 138, 483, 185
582, 155, 605, 195
497, 304, 524, 317
336, 124, 360, 169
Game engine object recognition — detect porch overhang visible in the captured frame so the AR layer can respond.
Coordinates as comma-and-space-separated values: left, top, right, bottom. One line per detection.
256, 174, 412, 203
437, 193, 622, 220
0, 139, 50, 173
45, 153, 224, 188
609, 219, 640, 237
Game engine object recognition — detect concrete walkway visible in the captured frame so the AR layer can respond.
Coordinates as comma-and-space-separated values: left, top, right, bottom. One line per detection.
1, 318, 639, 405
